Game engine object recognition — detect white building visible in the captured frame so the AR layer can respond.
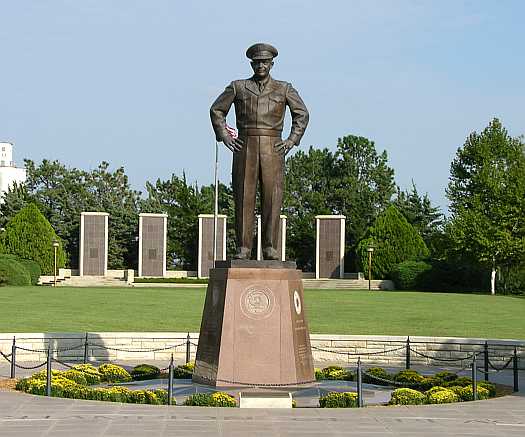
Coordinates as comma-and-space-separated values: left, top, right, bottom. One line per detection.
0, 142, 27, 200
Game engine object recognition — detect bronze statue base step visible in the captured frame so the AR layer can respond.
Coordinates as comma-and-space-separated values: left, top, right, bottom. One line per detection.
215, 259, 296, 269
193, 265, 314, 387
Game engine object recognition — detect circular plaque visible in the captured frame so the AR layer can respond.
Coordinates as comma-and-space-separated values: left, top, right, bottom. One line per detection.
293, 290, 302, 315
241, 285, 275, 320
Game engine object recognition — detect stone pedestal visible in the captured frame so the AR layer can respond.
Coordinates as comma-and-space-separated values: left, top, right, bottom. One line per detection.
193, 260, 315, 387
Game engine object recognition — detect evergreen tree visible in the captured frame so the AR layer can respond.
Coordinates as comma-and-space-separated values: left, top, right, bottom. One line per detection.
393, 182, 444, 254
357, 205, 429, 279
1, 203, 66, 275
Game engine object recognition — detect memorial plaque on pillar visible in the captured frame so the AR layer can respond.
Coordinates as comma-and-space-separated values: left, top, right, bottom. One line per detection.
316, 215, 345, 279
256, 215, 287, 261
193, 260, 315, 387
138, 213, 167, 277
198, 214, 227, 278
80, 212, 109, 276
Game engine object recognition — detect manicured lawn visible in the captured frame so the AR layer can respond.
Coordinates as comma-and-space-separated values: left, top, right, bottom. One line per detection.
0, 286, 523, 339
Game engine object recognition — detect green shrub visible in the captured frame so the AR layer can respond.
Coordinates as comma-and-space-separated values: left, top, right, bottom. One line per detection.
419, 376, 445, 391
448, 385, 489, 401
0, 255, 31, 286
425, 386, 459, 404
71, 364, 102, 385
444, 376, 472, 387
315, 368, 324, 380
173, 362, 195, 379
135, 277, 208, 284
434, 371, 458, 382
393, 370, 426, 385
478, 381, 496, 397
319, 365, 354, 381
183, 392, 236, 407
389, 388, 426, 405
357, 205, 429, 279
1, 203, 66, 275
98, 364, 132, 383
363, 367, 392, 385
391, 261, 432, 290
319, 391, 358, 408
131, 364, 161, 381
16, 259, 41, 285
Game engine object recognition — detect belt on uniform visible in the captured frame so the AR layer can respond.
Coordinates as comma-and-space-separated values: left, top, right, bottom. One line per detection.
239, 128, 281, 137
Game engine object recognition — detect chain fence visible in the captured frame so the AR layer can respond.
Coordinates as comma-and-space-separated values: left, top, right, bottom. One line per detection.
1, 335, 521, 397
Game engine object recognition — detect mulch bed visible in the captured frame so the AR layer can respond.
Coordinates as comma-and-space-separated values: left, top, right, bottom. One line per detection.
0, 377, 17, 391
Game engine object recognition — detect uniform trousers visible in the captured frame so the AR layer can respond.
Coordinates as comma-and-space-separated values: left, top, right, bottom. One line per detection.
232, 135, 284, 254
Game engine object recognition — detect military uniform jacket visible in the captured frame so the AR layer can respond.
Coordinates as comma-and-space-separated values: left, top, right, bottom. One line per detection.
210, 76, 309, 145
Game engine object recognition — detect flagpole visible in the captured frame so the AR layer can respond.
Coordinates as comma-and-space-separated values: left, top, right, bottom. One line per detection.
213, 141, 219, 266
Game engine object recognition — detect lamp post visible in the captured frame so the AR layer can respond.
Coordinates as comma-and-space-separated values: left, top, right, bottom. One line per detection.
52, 240, 59, 287
367, 246, 374, 291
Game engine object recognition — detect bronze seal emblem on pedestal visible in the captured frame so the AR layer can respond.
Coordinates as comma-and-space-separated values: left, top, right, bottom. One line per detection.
241, 285, 275, 319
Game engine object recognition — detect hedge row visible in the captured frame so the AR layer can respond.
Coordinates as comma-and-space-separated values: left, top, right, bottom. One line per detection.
315, 366, 496, 395
15, 362, 239, 407
135, 277, 208, 284
390, 384, 490, 405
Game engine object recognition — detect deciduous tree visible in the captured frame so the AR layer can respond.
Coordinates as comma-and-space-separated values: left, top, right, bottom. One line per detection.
446, 118, 525, 294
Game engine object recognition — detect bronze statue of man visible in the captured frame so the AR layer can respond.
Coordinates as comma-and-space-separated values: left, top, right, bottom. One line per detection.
210, 43, 309, 260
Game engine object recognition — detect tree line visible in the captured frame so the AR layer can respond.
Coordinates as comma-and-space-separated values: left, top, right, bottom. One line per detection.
1, 118, 523, 294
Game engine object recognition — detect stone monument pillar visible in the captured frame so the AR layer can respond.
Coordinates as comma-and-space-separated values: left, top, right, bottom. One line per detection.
315, 215, 346, 279
138, 213, 167, 277
79, 212, 109, 276
256, 214, 287, 261
198, 214, 227, 278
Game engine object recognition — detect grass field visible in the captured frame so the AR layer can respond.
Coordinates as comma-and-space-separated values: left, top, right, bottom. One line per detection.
0, 286, 523, 339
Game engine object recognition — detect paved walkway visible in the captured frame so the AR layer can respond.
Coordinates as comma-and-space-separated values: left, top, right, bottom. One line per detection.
0, 389, 524, 436
1, 361, 524, 436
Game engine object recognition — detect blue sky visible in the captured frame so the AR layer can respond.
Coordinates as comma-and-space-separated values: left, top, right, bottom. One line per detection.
1, 1, 524, 213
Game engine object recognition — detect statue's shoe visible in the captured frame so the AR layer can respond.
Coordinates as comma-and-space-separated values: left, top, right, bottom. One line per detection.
263, 247, 279, 260
233, 247, 251, 259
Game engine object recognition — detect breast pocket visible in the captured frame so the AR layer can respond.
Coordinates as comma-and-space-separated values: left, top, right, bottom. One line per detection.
268, 95, 286, 121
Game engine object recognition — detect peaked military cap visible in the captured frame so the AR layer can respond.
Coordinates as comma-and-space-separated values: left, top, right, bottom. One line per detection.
246, 43, 278, 60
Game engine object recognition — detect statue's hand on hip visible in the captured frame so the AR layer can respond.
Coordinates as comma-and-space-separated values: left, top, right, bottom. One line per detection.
274, 139, 294, 156
222, 135, 244, 153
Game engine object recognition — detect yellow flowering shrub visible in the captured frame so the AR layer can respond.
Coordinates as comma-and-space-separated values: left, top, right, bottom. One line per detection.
389, 388, 426, 405
98, 364, 132, 383
425, 386, 459, 404
72, 364, 102, 384
319, 392, 358, 408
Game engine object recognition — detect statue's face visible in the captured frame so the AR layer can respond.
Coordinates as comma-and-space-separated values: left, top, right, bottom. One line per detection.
250, 59, 273, 79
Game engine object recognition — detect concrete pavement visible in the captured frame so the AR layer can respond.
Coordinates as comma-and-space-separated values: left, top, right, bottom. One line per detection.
1, 360, 524, 436
0, 389, 524, 436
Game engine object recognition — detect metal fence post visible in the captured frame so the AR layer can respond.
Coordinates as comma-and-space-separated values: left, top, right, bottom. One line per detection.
514, 347, 519, 392
484, 341, 489, 382
186, 333, 191, 364
83, 333, 89, 364
168, 354, 174, 405
405, 337, 411, 370
46, 344, 52, 397
471, 353, 477, 401
357, 357, 363, 408
10, 336, 16, 379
